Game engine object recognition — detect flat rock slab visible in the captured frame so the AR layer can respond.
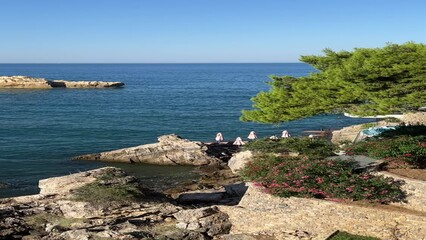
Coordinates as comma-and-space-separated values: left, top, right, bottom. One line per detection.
0, 76, 124, 88
327, 155, 384, 172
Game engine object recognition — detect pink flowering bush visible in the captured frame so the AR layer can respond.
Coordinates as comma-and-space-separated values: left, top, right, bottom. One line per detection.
240, 155, 405, 203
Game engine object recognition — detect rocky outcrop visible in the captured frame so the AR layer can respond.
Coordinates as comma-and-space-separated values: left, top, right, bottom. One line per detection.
402, 112, 426, 125
0, 167, 233, 240
227, 150, 253, 174
219, 183, 426, 240
73, 134, 219, 166
332, 112, 426, 144
331, 120, 399, 144
174, 206, 231, 237
0, 76, 124, 88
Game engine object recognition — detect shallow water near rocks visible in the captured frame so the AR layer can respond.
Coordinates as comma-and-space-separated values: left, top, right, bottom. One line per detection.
0, 63, 373, 198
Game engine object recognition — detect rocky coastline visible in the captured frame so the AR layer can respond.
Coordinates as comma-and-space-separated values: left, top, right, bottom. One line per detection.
2, 129, 426, 239
0, 76, 124, 89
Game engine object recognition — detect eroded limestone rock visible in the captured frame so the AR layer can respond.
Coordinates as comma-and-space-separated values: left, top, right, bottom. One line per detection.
228, 150, 253, 174
73, 134, 218, 166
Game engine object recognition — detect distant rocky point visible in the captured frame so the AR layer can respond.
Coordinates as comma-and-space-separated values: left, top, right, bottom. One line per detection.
0, 76, 124, 88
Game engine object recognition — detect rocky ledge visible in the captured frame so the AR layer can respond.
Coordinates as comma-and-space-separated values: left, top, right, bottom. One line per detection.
0, 76, 124, 89
0, 167, 234, 240
73, 134, 238, 166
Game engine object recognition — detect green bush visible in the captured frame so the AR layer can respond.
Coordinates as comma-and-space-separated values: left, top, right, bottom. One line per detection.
73, 182, 143, 206
243, 137, 336, 158
72, 169, 144, 206
328, 231, 380, 240
240, 155, 404, 203
346, 135, 425, 168
25, 213, 84, 228
377, 125, 426, 138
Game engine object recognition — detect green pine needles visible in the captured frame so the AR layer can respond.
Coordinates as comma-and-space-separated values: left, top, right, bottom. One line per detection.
241, 42, 426, 123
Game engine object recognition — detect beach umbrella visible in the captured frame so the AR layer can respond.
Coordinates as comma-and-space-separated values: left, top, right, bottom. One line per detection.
215, 132, 224, 142
247, 131, 257, 140
233, 137, 245, 146
281, 130, 290, 138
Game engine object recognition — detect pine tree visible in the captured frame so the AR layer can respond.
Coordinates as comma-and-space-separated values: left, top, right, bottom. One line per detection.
241, 42, 426, 123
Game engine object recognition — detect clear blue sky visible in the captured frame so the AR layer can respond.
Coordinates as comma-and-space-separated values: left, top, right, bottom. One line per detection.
1, 0, 425, 63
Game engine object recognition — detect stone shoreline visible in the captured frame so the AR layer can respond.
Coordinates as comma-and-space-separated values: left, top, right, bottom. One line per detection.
0, 76, 124, 88
2, 124, 425, 239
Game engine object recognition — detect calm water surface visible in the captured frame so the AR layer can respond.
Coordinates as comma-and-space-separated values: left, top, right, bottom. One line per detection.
0, 64, 373, 198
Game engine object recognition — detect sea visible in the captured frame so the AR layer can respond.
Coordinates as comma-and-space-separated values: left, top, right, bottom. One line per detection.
0, 63, 373, 198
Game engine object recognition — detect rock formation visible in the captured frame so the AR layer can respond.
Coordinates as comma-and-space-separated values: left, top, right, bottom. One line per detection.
219, 182, 426, 240
0, 76, 124, 88
73, 134, 219, 166
227, 150, 253, 174
0, 167, 232, 240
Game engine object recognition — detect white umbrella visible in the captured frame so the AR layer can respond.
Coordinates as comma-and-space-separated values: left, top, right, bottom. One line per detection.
215, 132, 224, 142
233, 137, 245, 146
247, 131, 257, 140
281, 130, 290, 138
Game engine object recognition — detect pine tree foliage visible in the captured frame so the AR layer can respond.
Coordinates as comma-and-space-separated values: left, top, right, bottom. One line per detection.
241, 42, 426, 123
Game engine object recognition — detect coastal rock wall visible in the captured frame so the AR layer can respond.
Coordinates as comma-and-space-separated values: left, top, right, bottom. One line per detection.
0, 76, 124, 88
73, 134, 218, 166
219, 183, 426, 240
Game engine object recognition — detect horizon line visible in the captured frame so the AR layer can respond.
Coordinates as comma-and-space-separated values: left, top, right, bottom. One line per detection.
0, 62, 302, 64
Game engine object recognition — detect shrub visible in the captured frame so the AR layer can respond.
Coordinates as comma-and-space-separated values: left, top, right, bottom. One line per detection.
243, 137, 336, 158
346, 135, 425, 168
377, 125, 426, 138
240, 155, 404, 203
72, 169, 144, 206
25, 213, 84, 228
73, 182, 143, 206
328, 231, 380, 240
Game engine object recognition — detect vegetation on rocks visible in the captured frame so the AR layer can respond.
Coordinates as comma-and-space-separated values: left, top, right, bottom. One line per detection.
346, 126, 426, 169
25, 213, 84, 229
243, 137, 337, 158
72, 169, 144, 206
240, 155, 405, 203
328, 231, 380, 240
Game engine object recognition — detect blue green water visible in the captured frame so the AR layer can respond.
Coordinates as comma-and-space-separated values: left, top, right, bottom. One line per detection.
0, 63, 373, 198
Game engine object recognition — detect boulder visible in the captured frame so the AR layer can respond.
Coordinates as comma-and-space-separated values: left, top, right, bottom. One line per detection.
73, 134, 218, 166
0, 76, 124, 89
228, 151, 253, 174
174, 206, 231, 237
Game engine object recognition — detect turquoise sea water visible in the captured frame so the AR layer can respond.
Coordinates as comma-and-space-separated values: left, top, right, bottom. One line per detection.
0, 63, 373, 198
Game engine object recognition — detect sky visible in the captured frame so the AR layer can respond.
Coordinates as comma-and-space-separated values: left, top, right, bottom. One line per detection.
0, 0, 425, 63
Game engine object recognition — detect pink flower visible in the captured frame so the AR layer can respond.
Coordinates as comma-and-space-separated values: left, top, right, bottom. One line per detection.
315, 177, 324, 184
268, 183, 280, 188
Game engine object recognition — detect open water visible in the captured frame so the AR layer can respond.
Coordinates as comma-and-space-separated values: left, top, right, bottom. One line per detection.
0, 63, 373, 198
